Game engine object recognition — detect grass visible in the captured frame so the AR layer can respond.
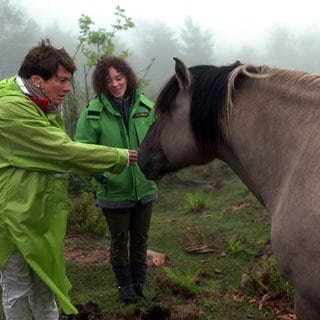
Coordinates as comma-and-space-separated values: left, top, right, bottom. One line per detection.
0, 161, 294, 319
63, 161, 294, 319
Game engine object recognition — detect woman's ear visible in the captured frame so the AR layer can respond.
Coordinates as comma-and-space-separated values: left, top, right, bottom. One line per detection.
30, 75, 42, 88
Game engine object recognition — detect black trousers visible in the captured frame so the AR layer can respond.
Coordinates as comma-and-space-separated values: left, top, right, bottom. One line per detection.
102, 202, 153, 266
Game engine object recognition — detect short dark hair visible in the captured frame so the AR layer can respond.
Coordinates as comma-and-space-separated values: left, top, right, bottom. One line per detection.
18, 38, 76, 80
92, 55, 138, 97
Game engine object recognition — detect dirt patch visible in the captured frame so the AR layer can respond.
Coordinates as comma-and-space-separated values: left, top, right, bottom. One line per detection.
64, 236, 165, 266
64, 237, 109, 264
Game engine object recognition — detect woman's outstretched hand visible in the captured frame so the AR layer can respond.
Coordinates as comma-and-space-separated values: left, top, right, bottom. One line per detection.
128, 150, 137, 166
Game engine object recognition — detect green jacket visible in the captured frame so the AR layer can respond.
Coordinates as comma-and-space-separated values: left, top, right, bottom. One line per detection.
75, 90, 157, 204
0, 77, 130, 315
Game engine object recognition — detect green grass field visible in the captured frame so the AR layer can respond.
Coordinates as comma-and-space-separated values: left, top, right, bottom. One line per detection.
0, 161, 294, 319
62, 161, 294, 319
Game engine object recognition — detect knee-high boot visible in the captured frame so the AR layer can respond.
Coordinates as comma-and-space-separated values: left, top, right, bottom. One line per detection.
131, 262, 147, 297
112, 263, 138, 303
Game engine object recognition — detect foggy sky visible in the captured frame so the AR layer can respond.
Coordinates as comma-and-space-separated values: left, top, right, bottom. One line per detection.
17, 0, 320, 49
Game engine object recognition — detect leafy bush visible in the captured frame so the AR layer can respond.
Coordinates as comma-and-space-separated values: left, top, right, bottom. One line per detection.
68, 191, 106, 237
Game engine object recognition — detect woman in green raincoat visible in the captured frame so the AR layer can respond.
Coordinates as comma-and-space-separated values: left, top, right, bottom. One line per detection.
0, 39, 137, 320
75, 55, 157, 304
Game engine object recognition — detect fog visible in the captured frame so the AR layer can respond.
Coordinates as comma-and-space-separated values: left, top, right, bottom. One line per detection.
18, 0, 320, 48
3, 0, 320, 101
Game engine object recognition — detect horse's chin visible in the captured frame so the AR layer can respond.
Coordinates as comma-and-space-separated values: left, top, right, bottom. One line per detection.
139, 163, 170, 181
138, 158, 163, 181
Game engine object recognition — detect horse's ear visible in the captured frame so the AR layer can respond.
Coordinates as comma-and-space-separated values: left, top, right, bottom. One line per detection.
173, 57, 192, 90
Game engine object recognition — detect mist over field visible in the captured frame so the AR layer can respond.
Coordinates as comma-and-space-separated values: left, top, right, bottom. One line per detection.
3, 0, 320, 100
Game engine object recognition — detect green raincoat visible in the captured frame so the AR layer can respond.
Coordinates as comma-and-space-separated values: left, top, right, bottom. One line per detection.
0, 77, 129, 314
75, 90, 157, 204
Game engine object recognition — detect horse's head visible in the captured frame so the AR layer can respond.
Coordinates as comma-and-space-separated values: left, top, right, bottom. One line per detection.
138, 58, 213, 180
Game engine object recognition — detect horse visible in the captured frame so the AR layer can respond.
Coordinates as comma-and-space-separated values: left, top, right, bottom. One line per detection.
138, 57, 320, 320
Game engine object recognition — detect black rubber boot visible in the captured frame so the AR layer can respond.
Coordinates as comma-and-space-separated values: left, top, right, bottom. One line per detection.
131, 262, 147, 297
112, 264, 139, 303
133, 282, 144, 297
118, 284, 139, 303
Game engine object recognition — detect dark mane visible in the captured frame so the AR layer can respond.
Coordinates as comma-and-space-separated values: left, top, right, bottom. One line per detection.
155, 62, 242, 154
189, 62, 242, 153
155, 76, 180, 114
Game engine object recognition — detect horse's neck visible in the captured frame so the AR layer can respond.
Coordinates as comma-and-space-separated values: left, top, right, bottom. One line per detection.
219, 146, 265, 206
220, 85, 320, 211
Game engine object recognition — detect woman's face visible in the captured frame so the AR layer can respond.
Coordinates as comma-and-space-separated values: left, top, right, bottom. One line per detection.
106, 66, 128, 100
41, 65, 72, 106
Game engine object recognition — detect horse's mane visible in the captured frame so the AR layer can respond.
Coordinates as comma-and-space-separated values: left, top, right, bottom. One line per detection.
264, 68, 320, 90
156, 62, 242, 153
225, 65, 320, 127
227, 65, 320, 108
156, 62, 320, 154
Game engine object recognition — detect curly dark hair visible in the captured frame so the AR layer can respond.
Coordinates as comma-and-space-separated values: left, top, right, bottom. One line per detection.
18, 38, 76, 80
92, 55, 138, 97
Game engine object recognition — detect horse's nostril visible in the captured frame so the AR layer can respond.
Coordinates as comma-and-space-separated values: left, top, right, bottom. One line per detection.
139, 160, 160, 181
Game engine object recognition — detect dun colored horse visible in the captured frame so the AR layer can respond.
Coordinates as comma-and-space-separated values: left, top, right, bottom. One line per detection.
138, 57, 320, 320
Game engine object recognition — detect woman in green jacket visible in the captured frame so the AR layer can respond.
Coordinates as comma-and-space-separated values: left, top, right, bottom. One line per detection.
0, 40, 137, 320
75, 55, 157, 303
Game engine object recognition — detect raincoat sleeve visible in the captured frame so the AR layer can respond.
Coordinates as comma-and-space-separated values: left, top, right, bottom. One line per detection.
0, 99, 128, 175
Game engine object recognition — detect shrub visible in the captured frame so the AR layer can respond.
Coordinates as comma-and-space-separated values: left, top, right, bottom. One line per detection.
68, 191, 106, 237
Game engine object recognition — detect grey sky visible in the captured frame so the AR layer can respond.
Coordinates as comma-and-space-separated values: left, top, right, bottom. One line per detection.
17, 0, 320, 48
